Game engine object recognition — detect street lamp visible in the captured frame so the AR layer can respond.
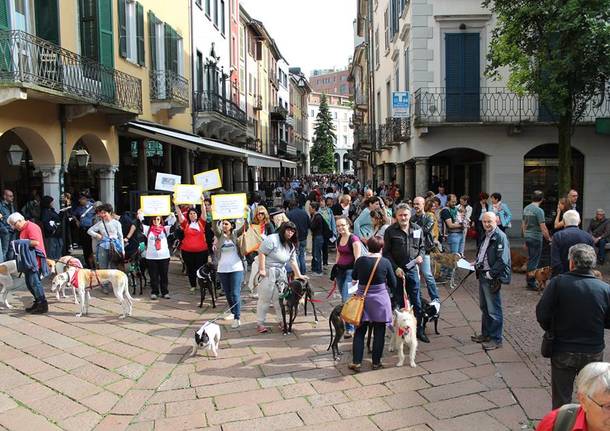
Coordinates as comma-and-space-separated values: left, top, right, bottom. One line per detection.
6, 144, 24, 166
73, 148, 90, 168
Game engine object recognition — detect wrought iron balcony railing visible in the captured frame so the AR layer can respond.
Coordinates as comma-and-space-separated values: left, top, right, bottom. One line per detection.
150, 69, 189, 106
0, 29, 142, 113
414, 87, 610, 126
386, 117, 410, 143
354, 124, 375, 149
270, 105, 288, 120
377, 124, 392, 149
253, 94, 263, 110
194, 91, 247, 125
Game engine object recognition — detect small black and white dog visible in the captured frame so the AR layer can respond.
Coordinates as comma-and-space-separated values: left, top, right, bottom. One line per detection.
196, 262, 217, 308
421, 298, 441, 335
279, 279, 318, 334
327, 304, 345, 361
192, 321, 221, 357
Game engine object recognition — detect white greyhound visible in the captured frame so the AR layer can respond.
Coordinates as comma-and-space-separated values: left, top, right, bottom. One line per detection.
0, 260, 21, 309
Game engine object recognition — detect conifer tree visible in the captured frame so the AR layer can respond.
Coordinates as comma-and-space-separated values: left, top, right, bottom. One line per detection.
311, 94, 336, 173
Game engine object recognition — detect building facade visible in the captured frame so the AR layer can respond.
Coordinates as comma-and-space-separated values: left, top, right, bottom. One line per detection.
308, 92, 354, 174
310, 68, 352, 97
289, 68, 312, 175
352, 0, 610, 231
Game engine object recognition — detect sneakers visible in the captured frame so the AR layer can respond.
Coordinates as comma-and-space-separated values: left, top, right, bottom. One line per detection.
471, 334, 491, 343
256, 325, 269, 333
163, 294, 170, 299
25, 300, 39, 312
347, 363, 361, 372
223, 313, 234, 321
371, 363, 384, 370
231, 319, 241, 329
343, 330, 353, 339
482, 341, 503, 350
150, 294, 158, 300
31, 301, 48, 314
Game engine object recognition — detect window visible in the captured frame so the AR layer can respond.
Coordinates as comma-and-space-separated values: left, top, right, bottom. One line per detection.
196, 50, 203, 92
220, 0, 225, 35
404, 48, 410, 91
394, 59, 399, 92
239, 26, 245, 60
195, 0, 201, 8
118, 0, 144, 65
386, 80, 391, 119
343, 136, 347, 145
79, 0, 114, 69
374, 28, 380, 67
213, 0, 218, 27
205, 0, 210, 17
384, 7, 389, 51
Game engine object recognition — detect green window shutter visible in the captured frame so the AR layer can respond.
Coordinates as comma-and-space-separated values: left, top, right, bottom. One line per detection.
0, 0, 8, 30
148, 10, 156, 70
35, 0, 59, 44
172, 33, 180, 74
164, 23, 171, 71
136, 2, 144, 65
118, 0, 126, 58
98, 0, 114, 68
79, 0, 98, 62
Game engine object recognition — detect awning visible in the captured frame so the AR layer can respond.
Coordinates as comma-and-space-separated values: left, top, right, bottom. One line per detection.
248, 155, 280, 168
279, 159, 297, 169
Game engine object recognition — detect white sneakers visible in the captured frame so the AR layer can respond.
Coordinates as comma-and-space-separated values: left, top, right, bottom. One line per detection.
223, 313, 234, 321
231, 319, 241, 329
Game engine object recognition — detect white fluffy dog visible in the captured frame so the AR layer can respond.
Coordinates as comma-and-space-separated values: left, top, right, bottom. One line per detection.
389, 307, 418, 367
192, 321, 221, 357
60, 266, 134, 318
0, 260, 21, 309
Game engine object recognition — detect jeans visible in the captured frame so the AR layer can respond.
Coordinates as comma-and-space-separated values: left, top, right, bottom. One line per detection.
526, 237, 543, 288
25, 270, 45, 302
0, 231, 14, 261
551, 351, 604, 409
297, 240, 307, 275
311, 235, 324, 273
447, 232, 463, 254
478, 277, 503, 344
46, 237, 63, 260
148, 258, 170, 296
596, 239, 607, 263
395, 267, 422, 318
322, 237, 330, 266
353, 322, 386, 365
219, 271, 244, 320
336, 267, 354, 332
419, 254, 439, 302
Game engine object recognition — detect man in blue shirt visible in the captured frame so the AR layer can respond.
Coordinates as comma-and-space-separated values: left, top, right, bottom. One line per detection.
72, 193, 96, 268
522, 191, 552, 290
0, 189, 16, 261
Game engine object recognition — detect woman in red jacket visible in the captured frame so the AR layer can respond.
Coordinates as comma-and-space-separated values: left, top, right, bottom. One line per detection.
176, 201, 208, 291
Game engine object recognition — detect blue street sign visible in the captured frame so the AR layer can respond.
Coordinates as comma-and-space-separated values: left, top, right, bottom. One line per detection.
392, 91, 410, 118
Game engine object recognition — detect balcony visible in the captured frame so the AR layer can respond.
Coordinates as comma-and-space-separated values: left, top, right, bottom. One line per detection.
194, 91, 247, 142
270, 105, 288, 120
377, 125, 392, 150
414, 87, 610, 127
286, 114, 295, 128
269, 72, 278, 89
150, 70, 188, 115
354, 124, 375, 150
386, 117, 410, 144
0, 29, 142, 114
273, 137, 297, 158
253, 94, 263, 110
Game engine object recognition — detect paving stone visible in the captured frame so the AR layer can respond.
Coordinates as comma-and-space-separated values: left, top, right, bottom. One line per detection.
46, 373, 103, 399
311, 375, 361, 394
307, 390, 350, 407
133, 403, 165, 423
29, 393, 87, 421
134, 364, 175, 389
334, 397, 392, 419
345, 383, 393, 400
0, 395, 17, 414
424, 394, 496, 420
157, 373, 191, 391
385, 376, 430, 394
371, 406, 436, 431
44, 352, 89, 371
354, 365, 427, 386
488, 405, 530, 430
482, 389, 517, 407
220, 412, 302, 431
496, 363, 541, 389
422, 370, 470, 387
71, 364, 123, 386
461, 364, 497, 379
258, 373, 296, 388
165, 398, 215, 417
81, 391, 121, 414
4, 354, 54, 375
93, 414, 131, 431
59, 410, 102, 431
429, 411, 509, 431
214, 387, 282, 409
296, 406, 341, 425
420, 357, 473, 374
513, 388, 551, 420
383, 390, 428, 409
105, 378, 136, 395
278, 382, 317, 399
292, 416, 380, 431
154, 413, 207, 431
206, 404, 263, 425
116, 362, 148, 380
85, 351, 131, 370
111, 389, 154, 415
419, 379, 488, 402
126, 422, 154, 431
261, 397, 311, 416
147, 388, 196, 404
5, 382, 56, 404
195, 379, 259, 398
0, 406, 63, 431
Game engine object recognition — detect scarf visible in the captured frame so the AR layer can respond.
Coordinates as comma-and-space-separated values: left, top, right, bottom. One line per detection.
149, 224, 164, 251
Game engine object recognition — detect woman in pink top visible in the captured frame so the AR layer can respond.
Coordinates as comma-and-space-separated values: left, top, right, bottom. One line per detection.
334, 216, 362, 337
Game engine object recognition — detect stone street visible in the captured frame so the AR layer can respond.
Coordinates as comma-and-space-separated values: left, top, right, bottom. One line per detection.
0, 252, 607, 431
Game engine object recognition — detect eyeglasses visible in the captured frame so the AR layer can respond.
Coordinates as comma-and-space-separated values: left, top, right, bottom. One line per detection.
588, 395, 610, 412
257, 213, 265, 216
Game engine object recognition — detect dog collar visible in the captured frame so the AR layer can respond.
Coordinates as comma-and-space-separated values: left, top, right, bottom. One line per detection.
398, 327, 410, 337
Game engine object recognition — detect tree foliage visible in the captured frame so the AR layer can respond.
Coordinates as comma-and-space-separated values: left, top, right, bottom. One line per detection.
311, 94, 336, 173
484, 0, 610, 195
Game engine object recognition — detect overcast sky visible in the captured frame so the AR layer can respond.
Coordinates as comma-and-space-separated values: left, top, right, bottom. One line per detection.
240, 0, 357, 77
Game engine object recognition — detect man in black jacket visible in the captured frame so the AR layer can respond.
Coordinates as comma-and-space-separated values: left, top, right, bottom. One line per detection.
472, 212, 511, 351
536, 243, 610, 409
588, 209, 610, 265
382, 203, 428, 342
411, 197, 440, 306
287, 200, 310, 275
551, 210, 594, 276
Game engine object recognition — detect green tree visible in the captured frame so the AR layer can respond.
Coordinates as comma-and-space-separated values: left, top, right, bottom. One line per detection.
311, 94, 336, 173
484, 0, 610, 196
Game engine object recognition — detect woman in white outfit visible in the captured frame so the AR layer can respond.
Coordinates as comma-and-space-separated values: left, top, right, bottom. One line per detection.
256, 221, 307, 333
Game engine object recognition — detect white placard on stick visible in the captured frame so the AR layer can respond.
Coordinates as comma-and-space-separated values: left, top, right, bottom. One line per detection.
140, 195, 172, 216
211, 193, 247, 220
193, 169, 222, 191
155, 173, 181, 192
173, 184, 203, 205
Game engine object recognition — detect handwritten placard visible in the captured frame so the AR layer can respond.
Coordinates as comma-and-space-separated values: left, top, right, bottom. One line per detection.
173, 184, 203, 205
154, 173, 181, 192
193, 169, 222, 191
140, 195, 171, 216
211, 193, 247, 220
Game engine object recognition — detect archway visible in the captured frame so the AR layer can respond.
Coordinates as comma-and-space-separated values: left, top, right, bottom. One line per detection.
334, 153, 340, 173
523, 144, 584, 218
64, 134, 111, 201
428, 148, 486, 198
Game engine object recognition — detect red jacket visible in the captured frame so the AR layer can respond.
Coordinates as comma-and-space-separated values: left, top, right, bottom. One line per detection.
180, 219, 208, 253
536, 406, 587, 431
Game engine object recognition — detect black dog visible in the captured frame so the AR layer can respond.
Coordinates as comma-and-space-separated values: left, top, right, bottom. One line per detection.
196, 262, 217, 308
279, 279, 318, 335
327, 304, 345, 361
421, 297, 441, 335
126, 246, 147, 295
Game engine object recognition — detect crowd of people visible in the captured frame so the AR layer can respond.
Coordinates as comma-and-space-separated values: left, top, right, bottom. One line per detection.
2, 176, 610, 428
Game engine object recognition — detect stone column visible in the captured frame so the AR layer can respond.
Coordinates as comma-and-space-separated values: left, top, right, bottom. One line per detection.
405, 163, 415, 200
163, 143, 172, 173
222, 158, 234, 191
98, 166, 119, 208
253, 167, 259, 191
383, 163, 392, 184
234, 160, 244, 192
396, 163, 405, 196
182, 149, 192, 183
137, 140, 148, 191
38, 165, 61, 204
414, 157, 429, 196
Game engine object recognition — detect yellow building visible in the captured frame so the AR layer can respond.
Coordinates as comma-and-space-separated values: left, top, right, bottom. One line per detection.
0, 0, 190, 211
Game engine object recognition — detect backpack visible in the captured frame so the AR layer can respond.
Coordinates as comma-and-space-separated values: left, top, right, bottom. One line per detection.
553, 403, 579, 431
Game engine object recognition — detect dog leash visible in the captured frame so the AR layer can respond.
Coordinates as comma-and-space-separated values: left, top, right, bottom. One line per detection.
439, 270, 475, 305
401, 277, 411, 309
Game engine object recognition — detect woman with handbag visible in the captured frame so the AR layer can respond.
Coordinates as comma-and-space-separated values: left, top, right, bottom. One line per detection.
176, 199, 208, 292
334, 216, 362, 338
347, 235, 396, 371
246, 205, 274, 296
138, 212, 174, 300
87, 203, 124, 269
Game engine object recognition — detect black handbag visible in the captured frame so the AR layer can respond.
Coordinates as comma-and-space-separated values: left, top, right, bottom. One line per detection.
102, 220, 123, 265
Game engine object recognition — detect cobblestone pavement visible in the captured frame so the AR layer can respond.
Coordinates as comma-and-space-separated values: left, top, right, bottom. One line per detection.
1, 250, 607, 431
